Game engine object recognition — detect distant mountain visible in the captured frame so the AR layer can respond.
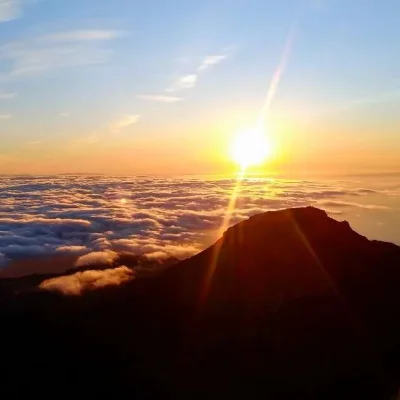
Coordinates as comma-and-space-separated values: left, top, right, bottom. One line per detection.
1, 207, 400, 399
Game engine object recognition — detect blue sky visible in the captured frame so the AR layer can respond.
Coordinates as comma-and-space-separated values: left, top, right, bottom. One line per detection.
0, 0, 400, 174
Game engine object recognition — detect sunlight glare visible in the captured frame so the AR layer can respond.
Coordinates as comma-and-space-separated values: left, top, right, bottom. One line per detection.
230, 126, 272, 169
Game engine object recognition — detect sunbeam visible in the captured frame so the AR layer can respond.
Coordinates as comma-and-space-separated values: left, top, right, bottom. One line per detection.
203, 27, 297, 308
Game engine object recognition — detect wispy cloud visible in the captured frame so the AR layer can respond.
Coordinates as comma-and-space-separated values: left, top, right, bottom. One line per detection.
346, 89, 400, 107
111, 114, 140, 132
166, 74, 197, 92
60, 111, 70, 117
0, 113, 11, 119
197, 55, 226, 72
319, 89, 400, 117
0, 91, 17, 99
4, 46, 112, 77
166, 53, 227, 92
25, 140, 41, 146
0, 0, 22, 22
0, 29, 123, 78
39, 30, 124, 42
137, 94, 182, 103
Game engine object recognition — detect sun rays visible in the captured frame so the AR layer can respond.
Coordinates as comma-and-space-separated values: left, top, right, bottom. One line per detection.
199, 26, 297, 309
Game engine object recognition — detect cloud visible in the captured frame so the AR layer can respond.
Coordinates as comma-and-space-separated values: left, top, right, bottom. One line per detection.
5, 47, 111, 77
0, 175, 396, 277
166, 74, 197, 92
0, 29, 123, 78
0, 0, 22, 22
0, 113, 11, 119
111, 114, 140, 132
197, 55, 226, 72
39, 266, 134, 295
39, 30, 124, 42
318, 200, 390, 210
112, 239, 199, 260
137, 95, 182, 103
0, 91, 17, 99
60, 112, 70, 117
74, 250, 118, 267
321, 89, 400, 117
55, 245, 88, 255
165, 53, 227, 92
346, 90, 400, 108
25, 140, 40, 146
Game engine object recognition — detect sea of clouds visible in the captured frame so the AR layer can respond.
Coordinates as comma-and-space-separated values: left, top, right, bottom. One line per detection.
0, 175, 398, 272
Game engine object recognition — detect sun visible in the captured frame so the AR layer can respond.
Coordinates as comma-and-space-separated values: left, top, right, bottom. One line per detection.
230, 126, 272, 169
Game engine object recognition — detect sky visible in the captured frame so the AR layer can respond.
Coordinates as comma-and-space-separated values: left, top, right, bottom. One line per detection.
0, 0, 400, 175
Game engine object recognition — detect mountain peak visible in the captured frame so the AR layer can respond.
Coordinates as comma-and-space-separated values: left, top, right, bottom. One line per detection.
224, 206, 352, 239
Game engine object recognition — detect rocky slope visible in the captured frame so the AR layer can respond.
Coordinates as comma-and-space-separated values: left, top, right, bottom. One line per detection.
1, 207, 400, 399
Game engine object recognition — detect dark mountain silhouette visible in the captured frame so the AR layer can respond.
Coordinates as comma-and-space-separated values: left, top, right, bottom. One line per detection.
1, 207, 400, 399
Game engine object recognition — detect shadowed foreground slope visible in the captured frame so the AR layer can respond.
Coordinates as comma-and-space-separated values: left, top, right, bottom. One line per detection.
1, 207, 400, 399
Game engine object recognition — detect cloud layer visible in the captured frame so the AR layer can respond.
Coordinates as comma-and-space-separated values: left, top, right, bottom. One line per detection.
0, 175, 397, 271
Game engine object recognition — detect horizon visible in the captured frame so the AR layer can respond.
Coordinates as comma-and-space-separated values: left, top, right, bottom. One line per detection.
1, 173, 399, 274
2, 169, 400, 178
